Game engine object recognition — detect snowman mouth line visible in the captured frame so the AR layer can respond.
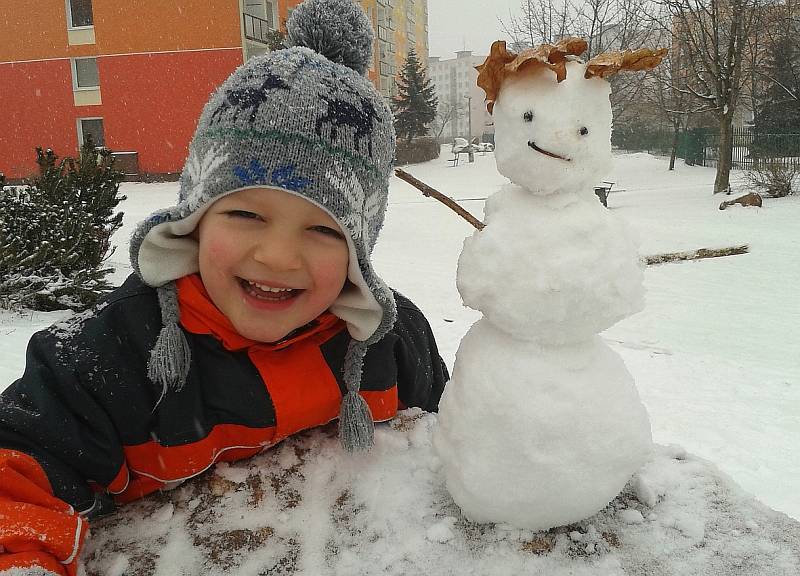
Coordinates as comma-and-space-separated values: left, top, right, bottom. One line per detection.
528, 141, 571, 162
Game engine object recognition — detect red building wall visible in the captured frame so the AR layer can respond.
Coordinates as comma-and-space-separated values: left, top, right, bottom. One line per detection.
0, 50, 242, 179
99, 50, 243, 175
1, 60, 78, 178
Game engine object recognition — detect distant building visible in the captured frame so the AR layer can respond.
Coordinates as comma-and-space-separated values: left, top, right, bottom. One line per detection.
0, 0, 429, 180
428, 50, 494, 144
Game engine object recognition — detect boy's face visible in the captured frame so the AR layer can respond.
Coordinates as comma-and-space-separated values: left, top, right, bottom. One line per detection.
196, 187, 350, 343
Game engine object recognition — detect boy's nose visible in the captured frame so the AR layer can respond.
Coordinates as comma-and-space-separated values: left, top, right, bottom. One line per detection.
251, 236, 303, 271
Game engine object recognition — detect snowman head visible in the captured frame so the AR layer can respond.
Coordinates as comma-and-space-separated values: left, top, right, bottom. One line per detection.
478, 39, 667, 195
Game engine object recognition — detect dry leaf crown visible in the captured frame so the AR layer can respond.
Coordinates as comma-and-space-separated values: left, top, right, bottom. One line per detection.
476, 37, 667, 114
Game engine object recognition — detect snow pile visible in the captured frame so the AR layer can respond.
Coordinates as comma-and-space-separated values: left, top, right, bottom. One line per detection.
81, 411, 800, 576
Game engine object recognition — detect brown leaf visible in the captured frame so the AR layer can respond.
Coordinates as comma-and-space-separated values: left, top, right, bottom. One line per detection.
584, 47, 668, 79
477, 38, 588, 114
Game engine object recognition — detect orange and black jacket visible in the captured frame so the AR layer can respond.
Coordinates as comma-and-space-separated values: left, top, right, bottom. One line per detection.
0, 274, 448, 575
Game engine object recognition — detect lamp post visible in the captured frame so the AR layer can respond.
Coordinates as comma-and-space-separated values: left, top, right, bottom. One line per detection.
465, 94, 474, 162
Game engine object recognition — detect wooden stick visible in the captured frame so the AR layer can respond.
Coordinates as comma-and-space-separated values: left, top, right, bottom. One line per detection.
394, 169, 485, 230
394, 169, 750, 267
644, 245, 749, 265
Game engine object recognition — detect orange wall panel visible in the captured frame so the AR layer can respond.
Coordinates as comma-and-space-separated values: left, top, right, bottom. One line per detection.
93, 0, 243, 54
0, 60, 78, 179
0, 2, 71, 62
0, 1, 243, 62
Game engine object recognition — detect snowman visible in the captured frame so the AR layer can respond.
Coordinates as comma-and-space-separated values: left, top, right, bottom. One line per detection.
433, 38, 667, 531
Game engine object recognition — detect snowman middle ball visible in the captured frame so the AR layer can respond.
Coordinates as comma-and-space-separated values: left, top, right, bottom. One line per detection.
456, 186, 645, 344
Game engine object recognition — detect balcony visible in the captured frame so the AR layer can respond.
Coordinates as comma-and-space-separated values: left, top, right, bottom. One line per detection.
243, 12, 272, 45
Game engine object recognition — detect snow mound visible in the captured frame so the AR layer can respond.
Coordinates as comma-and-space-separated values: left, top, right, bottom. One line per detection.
82, 411, 800, 576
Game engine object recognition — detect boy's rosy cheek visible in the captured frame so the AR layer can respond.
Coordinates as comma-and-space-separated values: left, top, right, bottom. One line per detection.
203, 238, 233, 263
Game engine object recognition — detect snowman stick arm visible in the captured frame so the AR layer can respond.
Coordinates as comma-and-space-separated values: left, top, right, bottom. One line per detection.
394, 169, 486, 230
643, 244, 749, 265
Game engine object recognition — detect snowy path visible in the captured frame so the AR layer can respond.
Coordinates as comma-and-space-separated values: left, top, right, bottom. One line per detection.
1, 150, 798, 521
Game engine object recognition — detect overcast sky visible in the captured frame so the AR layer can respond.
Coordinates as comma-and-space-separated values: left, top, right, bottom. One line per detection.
427, 0, 520, 59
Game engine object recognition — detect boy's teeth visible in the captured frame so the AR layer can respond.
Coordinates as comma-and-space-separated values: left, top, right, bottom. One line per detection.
248, 281, 293, 292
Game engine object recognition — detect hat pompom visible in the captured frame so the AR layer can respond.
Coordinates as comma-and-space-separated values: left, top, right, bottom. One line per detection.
287, 0, 374, 75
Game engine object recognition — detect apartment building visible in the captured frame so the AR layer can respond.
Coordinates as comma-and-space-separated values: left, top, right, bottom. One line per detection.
0, 0, 429, 180
428, 50, 494, 144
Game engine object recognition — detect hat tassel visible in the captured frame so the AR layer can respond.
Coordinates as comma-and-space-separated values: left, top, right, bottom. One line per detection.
148, 283, 191, 405
339, 340, 375, 452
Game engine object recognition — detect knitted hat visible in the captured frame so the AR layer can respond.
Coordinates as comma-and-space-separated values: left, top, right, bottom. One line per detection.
129, 0, 396, 452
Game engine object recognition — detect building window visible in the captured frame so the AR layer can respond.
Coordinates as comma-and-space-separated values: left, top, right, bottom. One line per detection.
78, 118, 104, 147
72, 57, 99, 89
67, 0, 93, 28
245, 0, 276, 30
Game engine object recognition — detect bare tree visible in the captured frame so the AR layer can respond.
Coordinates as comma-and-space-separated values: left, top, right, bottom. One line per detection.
432, 101, 465, 142
501, 0, 650, 54
501, 0, 656, 132
648, 43, 697, 169
654, 0, 764, 193
501, 0, 578, 48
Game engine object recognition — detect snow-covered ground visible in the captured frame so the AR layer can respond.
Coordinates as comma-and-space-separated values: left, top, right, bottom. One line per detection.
1, 149, 798, 522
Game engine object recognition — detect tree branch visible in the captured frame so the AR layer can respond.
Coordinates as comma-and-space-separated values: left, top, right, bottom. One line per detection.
394, 169, 486, 230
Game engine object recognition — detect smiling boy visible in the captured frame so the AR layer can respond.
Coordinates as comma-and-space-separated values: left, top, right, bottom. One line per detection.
0, 1, 448, 574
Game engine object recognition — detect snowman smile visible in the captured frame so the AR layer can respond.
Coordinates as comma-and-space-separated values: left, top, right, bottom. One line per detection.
528, 141, 571, 162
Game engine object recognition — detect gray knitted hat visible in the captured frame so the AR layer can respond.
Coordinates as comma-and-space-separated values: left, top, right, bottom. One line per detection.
129, 0, 396, 452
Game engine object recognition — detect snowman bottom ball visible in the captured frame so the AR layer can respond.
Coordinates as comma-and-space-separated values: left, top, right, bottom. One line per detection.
433, 319, 652, 530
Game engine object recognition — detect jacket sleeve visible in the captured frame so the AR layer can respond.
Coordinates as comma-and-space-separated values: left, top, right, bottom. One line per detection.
0, 327, 124, 576
390, 292, 450, 412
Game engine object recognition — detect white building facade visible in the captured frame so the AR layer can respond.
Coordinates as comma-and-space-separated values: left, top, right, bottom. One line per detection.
428, 50, 494, 144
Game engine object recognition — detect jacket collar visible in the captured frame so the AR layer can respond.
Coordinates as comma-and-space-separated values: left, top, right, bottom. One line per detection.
175, 274, 343, 351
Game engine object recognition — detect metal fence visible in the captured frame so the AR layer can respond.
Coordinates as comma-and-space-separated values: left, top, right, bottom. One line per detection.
614, 127, 800, 169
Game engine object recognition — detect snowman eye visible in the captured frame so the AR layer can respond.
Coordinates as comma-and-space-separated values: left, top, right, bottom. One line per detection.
579, 126, 589, 136
523, 111, 534, 122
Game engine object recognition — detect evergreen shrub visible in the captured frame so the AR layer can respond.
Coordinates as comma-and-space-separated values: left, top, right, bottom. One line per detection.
395, 137, 440, 166
0, 137, 126, 311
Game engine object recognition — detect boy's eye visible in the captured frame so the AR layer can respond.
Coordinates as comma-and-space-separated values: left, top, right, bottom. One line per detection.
311, 225, 345, 240
227, 210, 260, 220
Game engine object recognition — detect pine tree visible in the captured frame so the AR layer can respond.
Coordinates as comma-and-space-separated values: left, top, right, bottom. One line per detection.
754, 35, 800, 155
0, 136, 126, 311
393, 49, 438, 144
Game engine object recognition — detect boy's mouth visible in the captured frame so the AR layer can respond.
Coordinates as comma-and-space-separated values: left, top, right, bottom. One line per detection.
238, 278, 304, 302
